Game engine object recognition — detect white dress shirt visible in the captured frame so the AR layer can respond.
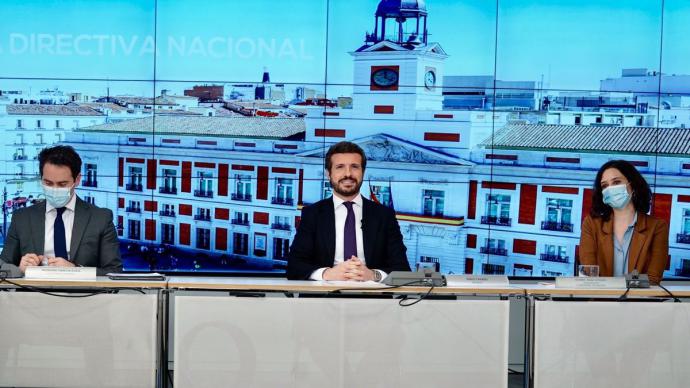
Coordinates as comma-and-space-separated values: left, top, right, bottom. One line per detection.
44, 193, 77, 260
310, 193, 386, 281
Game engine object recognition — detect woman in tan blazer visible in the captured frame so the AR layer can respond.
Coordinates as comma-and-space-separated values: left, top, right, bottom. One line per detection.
579, 160, 669, 284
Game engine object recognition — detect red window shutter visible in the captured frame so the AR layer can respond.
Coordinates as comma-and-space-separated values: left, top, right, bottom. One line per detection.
146, 159, 157, 190
466, 234, 477, 249
465, 258, 474, 274
179, 204, 192, 216
468, 180, 478, 219
144, 200, 158, 212
181, 161, 192, 193
253, 212, 269, 225
118, 197, 125, 209
118, 157, 124, 187
373, 105, 394, 114
179, 223, 191, 246
481, 181, 516, 190
513, 239, 537, 255
256, 166, 269, 200
581, 188, 593, 223
652, 193, 672, 225
518, 184, 537, 225
215, 208, 230, 220
145, 219, 156, 241
218, 164, 229, 196
215, 228, 228, 250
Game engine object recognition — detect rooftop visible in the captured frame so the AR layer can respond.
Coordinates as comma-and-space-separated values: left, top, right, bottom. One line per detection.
7, 104, 104, 116
78, 115, 306, 139
484, 124, 690, 155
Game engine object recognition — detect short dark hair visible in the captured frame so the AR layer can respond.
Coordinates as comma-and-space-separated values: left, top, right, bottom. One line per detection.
38, 145, 82, 180
590, 160, 651, 221
325, 141, 367, 172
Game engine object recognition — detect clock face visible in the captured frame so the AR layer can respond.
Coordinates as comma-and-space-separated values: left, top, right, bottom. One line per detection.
424, 70, 436, 89
371, 68, 399, 87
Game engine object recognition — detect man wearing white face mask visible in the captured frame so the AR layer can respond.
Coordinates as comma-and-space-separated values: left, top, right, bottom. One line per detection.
579, 160, 669, 284
0, 145, 122, 277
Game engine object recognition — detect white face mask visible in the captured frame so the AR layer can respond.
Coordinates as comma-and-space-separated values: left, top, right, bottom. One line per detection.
43, 184, 73, 208
602, 184, 631, 209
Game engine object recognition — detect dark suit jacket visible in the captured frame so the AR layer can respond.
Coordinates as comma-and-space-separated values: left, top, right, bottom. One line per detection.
287, 196, 411, 280
0, 197, 122, 277
579, 213, 669, 284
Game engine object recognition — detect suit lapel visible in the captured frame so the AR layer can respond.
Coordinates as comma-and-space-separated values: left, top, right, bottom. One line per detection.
70, 197, 91, 261
323, 198, 336, 265
30, 202, 46, 255
628, 214, 647, 271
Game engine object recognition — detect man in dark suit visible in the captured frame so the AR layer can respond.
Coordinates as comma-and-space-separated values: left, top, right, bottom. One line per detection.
287, 141, 410, 281
0, 145, 122, 277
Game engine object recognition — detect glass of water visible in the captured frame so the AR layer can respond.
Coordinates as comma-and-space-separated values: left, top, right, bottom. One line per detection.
578, 265, 599, 277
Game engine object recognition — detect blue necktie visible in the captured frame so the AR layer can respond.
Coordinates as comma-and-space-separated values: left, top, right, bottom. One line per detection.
343, 202, 357, 260
54, 207, 68, 260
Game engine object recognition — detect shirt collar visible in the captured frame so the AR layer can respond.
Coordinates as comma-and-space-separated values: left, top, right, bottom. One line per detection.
45, 192, 77, 214
333, 192, 363, 209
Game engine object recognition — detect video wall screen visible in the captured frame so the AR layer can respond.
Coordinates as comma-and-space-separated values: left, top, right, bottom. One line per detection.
1, 0, 689, 278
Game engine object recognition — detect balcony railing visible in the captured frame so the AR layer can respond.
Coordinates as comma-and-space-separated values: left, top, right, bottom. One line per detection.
162, 238, 175, 245
541, 221, 573, 232
125, 206, 142, 213
159, 186, 177, 194
126, 183, 143, 191
480, 246, 508, 256
481, 216, 512, 226
231, 193, 252, 202
82, 180, 98, 188
231, 218, 250, 226
271, 197, 294, 206
674, 268, 690, 277
194, 189, 213, 198
540, 253, 570, 263
159, 210, 176, 217
271, 223, 291, 231
127, 233, 140, 240
676, 233, 690, 244
12, 155, 28, 161
194, 214, 211, 221
482, 264, 506, 275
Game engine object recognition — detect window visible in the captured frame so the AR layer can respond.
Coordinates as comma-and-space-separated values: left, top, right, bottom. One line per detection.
160, 203, 175, 217
128, 219, 141, 240
55, 120, 61, 129
196, 228, 210, 250
371, 185, 392, 207
55, 133, 62, 142
15, 134, 23, 145
541, 244, 569, 263
196, 171, 213, 197
418, 256, 440, 272
272, 215, 290, 230
36, 120, 42, 129
481, 238, 507, 256
35, 133, 44, 144
16, 119, 23, 128
272, 178, 294, 205
161, 169, 177, 194
232, 211, 249, 225
422, 189, 444, 216
128, 166, 143, 191
161, 223, 175, 244
323, 181, 333, 199
542, 198, 573, 232
195, 207, 211, 221
84, 163, 97, 187
678, 209, 690, 244
482, 263, 505, 275
127, 200, 141, 213
273, 237, 290, 260
233, 174, 252, 201
83, 195, 95, 205
483, 194, 511, 226
233, 232, 249, 255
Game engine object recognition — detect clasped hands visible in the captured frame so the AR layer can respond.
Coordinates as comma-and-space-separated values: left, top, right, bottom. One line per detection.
19, 253, 74, 273
323, 256, 375, 281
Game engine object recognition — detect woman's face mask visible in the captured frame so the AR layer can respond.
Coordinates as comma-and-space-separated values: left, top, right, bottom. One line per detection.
602, 183, 631, 209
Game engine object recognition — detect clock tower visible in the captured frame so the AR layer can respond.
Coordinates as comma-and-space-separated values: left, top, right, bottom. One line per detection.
351, 0, 447, 121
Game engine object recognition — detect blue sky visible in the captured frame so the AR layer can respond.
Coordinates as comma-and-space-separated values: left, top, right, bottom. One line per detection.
0, 0, 687, 96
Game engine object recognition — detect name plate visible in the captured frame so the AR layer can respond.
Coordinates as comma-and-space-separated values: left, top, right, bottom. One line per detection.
446, 275, 509, 287
555, 277, 626, 289
24, 266, 97, 281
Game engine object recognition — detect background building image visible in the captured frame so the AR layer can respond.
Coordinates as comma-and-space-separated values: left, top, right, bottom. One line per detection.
1, 0, 689, 278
